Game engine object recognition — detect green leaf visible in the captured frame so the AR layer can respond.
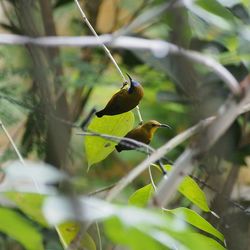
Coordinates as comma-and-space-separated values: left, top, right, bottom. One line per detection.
164, 165, 210, 212
217, 0, 241, 7
128, 184, 154, 207
0, 207, 44, 250
178, 176, 210, 212
167, 207, 224, 242
218, 51, 249, 66
184, 233, 226, 250
196, 0, 235, 21
84, 111, 134, 168
5, 192, 48, 227
104, 217, 167, 250
57, 221, 96, 250
44, 196, 224, 250
104, 207, 225, 250
186, 0, 236, 30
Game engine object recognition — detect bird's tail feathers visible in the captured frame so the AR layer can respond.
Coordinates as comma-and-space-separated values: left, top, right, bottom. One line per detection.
115, 145, 122, 152
96, 110, 104, 118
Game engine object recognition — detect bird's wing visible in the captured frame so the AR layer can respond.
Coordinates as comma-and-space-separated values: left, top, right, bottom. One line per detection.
117, 128, 150, 151
125, 128, 150, 145
111, 89, 128, 102
104, 89, 128, 110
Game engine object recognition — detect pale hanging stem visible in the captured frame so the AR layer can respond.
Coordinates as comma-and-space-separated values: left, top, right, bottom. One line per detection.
0, 119, 25, 166
136, 106, 143, 124
74, 0, 143, 122
96, 222, 102, 250
147, 147, 157, 191
149, 165, 157, 191
0, 119, 41, 192
74, 0, 126, 83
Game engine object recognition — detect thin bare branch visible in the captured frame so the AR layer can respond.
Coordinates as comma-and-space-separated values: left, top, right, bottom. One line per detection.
0, 34, 240, 96
239, 102, 250, 115
76, 131, 155, 154
88, 183, 116, 196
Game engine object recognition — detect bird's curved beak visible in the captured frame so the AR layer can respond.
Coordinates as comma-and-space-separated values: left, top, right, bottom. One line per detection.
121, 73, 132, 89
126, 73, 132, 83
159, 123, 172, 129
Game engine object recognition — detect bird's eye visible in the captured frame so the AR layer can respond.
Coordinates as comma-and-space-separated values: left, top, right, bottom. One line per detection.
152, 124, 156, 127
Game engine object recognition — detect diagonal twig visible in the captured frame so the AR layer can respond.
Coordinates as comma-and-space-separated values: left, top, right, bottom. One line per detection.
151, 75, 250, 208
106, 116, 215, 201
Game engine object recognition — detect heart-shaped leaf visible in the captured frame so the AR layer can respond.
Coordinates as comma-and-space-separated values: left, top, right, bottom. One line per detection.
84, 111, 134, 168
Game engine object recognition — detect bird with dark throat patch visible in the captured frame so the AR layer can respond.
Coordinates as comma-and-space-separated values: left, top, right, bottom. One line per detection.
96, 73, 144, 117
115, 120, 171, 152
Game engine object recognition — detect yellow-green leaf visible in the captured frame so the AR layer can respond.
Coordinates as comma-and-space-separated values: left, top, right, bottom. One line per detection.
57, 221, 96, 250
0, 207, 44, 250
164, 165, 210, 212
85, 111, 134, 168
128, 184, 154, 207
5, 192, 48, 227
179, 176, 210, 212
167, 207, 224, 242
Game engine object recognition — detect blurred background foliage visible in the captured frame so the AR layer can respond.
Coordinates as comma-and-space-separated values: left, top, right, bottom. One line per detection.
0, 0, 250, 249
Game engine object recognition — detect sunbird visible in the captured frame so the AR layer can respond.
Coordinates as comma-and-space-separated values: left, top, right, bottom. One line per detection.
115, 120, 171, 152
96, 73, 144, 117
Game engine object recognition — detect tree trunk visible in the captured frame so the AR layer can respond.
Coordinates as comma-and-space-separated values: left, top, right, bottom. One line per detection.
14, 1, 71, 169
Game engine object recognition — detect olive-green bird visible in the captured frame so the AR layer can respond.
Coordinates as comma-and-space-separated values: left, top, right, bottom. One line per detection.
96, 73, 144, 117
115, 120, 171, 152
